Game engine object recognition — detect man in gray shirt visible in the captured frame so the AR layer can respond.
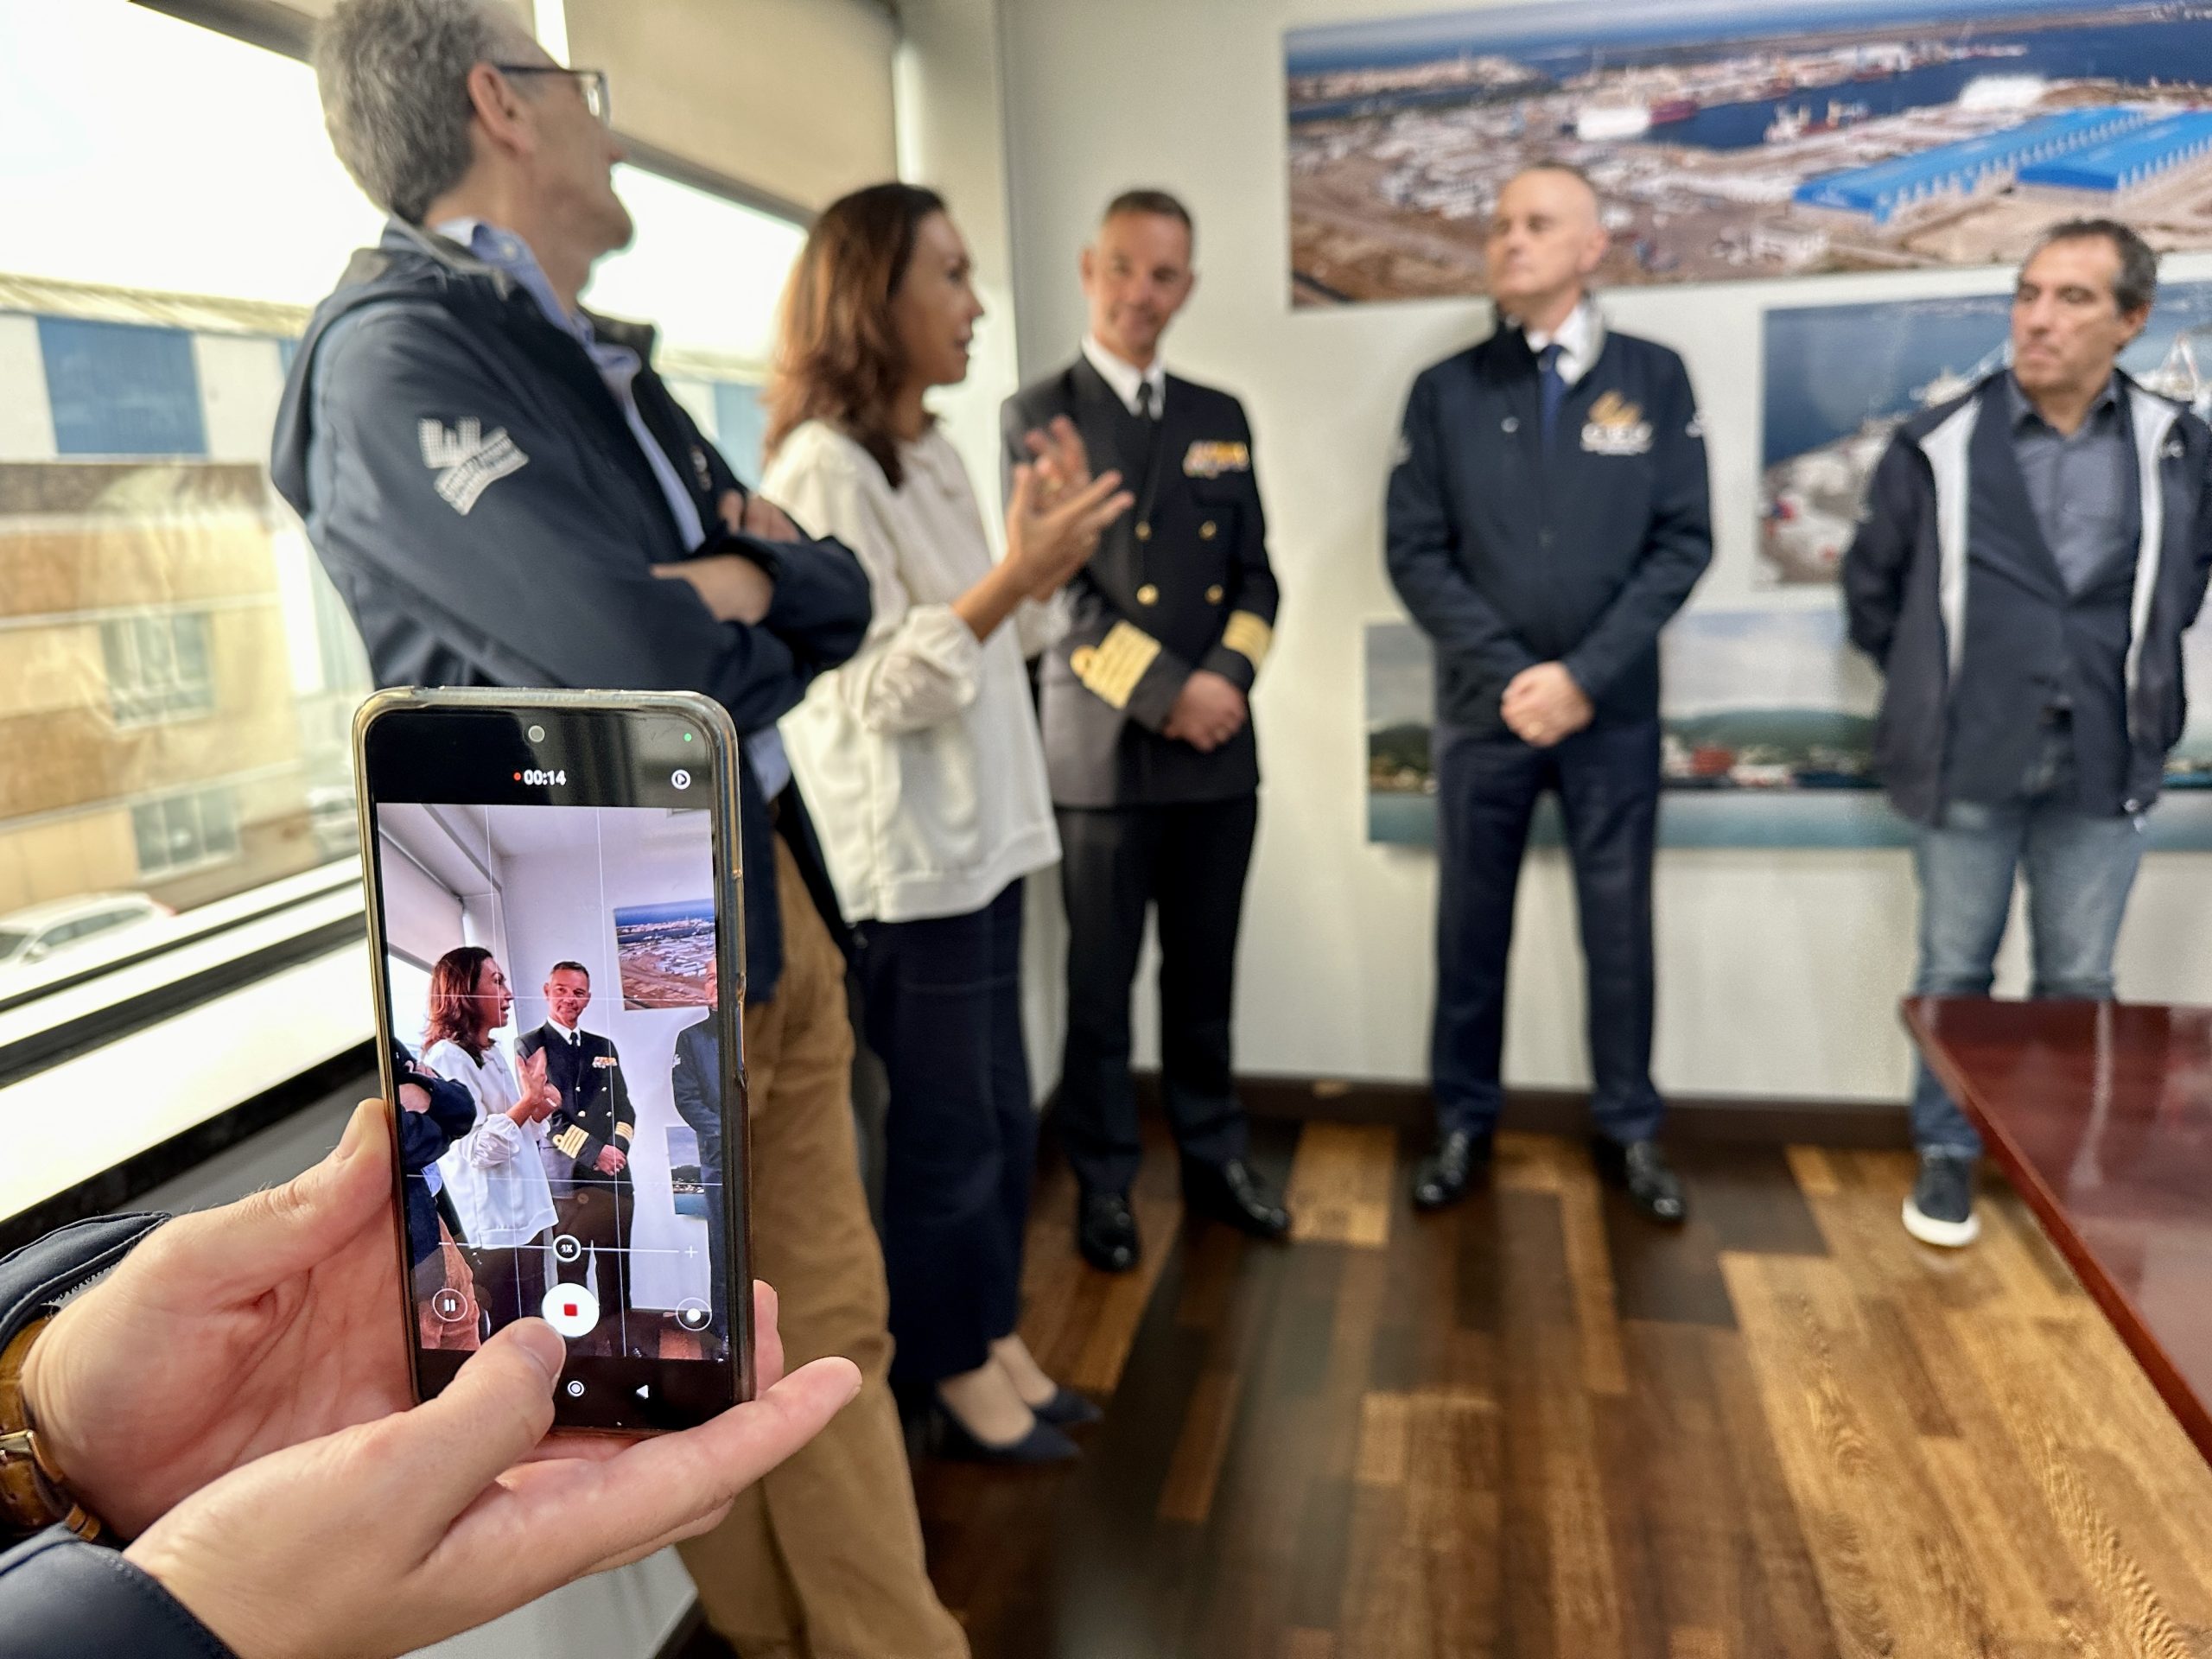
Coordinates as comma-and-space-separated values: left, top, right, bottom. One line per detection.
1844, 219, 2212, 1249
2010, 372, 2134, 595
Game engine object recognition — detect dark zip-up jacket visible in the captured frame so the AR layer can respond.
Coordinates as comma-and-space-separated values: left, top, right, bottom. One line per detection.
270, 219, 869, 1001
396, 1040, 476, 1265
1385, 316, 1712, 734
1843, 371, 2212, 823
0, 1215, 230, 1656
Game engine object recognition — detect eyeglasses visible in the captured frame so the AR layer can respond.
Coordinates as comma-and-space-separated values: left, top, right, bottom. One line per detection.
493, 64, 612, 125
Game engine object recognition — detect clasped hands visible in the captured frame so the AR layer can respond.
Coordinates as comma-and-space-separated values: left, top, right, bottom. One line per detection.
1164, 670, 1247, 753
1501, 662, 1593, 749
17, 1100, 855, 1659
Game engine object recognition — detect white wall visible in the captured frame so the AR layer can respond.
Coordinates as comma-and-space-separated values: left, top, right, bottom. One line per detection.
995, 0, 2212, 1105
896, 0, 1072, 1093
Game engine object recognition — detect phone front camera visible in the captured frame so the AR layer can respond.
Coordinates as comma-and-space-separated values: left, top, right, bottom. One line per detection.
527, 723, 547, 742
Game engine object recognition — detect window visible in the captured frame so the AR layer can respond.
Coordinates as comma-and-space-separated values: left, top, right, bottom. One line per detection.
131, 786, 242, 880
0, 2, 801, 1044
587, 164, 802, 480
39, 316, 209, 458
102, 612, 216, 726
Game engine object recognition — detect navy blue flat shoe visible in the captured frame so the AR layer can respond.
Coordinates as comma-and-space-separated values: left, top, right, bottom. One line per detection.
930, 1398, 1080, 1464
1032, 1386, 1103, 1429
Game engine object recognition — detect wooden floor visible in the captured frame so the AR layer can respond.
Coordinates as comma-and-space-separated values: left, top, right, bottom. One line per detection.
911, 1118, 2212, 1659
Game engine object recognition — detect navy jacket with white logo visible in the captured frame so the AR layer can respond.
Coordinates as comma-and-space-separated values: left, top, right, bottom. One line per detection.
270, 220, 868, 1001
1386, 319, 1712, 735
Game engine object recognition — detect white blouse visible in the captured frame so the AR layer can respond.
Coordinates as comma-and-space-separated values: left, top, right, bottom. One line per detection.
766, 422, 1064, 924
423, 1039, 559, 1249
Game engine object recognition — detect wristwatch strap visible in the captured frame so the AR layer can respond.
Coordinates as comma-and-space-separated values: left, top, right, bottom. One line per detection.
0, 1211, 168, 1543
0, 1318, 99, 1542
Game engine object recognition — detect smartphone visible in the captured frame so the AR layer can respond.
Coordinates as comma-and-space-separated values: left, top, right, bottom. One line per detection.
353, 688, 752, 1432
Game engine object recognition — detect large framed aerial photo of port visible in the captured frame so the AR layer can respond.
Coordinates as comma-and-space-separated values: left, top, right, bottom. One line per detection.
1287, 0, 2212, 307
613, 897, 716, 1009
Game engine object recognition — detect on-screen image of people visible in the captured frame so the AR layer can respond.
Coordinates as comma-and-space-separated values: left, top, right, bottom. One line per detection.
516, 961, 641, 1356
421, 945, 561, 1338
392, 1038, 481, 1351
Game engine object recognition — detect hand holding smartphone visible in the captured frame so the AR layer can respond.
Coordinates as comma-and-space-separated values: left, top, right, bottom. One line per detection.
354, 689, 753, 1432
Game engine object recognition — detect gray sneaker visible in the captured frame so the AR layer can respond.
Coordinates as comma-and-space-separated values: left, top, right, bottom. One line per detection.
1903, 1150, 1980, 1248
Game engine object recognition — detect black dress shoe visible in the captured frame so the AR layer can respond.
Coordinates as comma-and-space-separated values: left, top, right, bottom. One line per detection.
1032, 1386, 1104, 1429
1077, 1190, 1141, 1273
929, 1397, 1080, 1464
1181, 1158, 1291, 1240
1592, 1136, 1688, 1224
1412, 1128, 1494, 1211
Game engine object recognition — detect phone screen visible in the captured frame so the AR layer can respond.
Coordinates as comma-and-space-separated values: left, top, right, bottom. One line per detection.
359, 699, 747, 1432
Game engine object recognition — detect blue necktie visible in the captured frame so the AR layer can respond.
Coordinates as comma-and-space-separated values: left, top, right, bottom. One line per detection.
1537, 342, 1567, 448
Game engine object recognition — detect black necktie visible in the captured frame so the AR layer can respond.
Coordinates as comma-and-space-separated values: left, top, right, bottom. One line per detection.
1135, 380, 1157, 423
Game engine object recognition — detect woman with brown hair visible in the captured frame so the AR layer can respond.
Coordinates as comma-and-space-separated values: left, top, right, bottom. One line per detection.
421, 945, 561, 1336
762, 183, 1128, 1460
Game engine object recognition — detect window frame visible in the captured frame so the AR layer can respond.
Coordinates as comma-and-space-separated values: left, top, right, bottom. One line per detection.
102, 608, 219, 728
3, 3, 812, 1235
130, 783, 245, 881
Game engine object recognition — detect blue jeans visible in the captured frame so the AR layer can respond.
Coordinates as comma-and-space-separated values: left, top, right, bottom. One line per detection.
1909, 787, 2145, 1154
1431, 717, 1664, 1143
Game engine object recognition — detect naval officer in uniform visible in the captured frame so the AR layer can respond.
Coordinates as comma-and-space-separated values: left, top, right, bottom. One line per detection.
515, 960, 637, 1351
1387, 162, 1711, 1224
1002, 189, 1290, 1273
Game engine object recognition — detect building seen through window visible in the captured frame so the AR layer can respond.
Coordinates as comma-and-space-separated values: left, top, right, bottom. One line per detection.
0, 2, 800, 1002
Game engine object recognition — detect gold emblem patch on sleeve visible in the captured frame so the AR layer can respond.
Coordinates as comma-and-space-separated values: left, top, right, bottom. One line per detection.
1077, 621, 1164, 710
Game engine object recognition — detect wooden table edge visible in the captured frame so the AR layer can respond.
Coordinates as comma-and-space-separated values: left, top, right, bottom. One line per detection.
1900, 996, 2212, 1465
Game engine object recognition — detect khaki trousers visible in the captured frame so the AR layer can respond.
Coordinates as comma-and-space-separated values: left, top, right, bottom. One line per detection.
678, 841, 968, 1659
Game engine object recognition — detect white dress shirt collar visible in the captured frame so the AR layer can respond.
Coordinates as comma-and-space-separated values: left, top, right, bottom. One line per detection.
1519, 298, 1605, 389
1082, 334, 1167, 417
551, 1020, 580, 1045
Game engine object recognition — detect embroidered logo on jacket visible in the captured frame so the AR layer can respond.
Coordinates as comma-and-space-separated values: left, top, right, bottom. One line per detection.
1580, 392, 1654, 458
419, 418, 529, 514
1183, 440, 1251, 479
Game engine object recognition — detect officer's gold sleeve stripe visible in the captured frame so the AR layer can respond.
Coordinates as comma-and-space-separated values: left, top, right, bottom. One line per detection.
1093, 625, 1161, 709
614, 1122, 634, 1142
1223, 611, 1274, 669
556, 1127, 588, 1159
1078, 621, 1162, 710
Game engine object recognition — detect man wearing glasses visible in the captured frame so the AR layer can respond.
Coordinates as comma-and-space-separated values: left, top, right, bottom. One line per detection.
273, 3, 966, 1656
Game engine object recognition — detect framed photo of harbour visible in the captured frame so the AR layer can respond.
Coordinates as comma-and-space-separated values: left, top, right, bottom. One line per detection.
1761, 277, 2212, 585
612, 897, 715, 1009
1287, 0, 2212, 307
1364, 617, 2212, 850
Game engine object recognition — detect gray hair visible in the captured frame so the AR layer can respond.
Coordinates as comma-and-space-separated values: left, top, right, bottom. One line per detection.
2027, 219, 2159, 317
313, 0, 520, 224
